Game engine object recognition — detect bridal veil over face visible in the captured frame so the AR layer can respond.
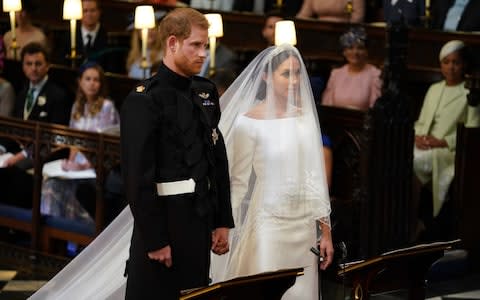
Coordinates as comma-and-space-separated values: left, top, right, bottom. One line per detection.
212, 44, 331, 283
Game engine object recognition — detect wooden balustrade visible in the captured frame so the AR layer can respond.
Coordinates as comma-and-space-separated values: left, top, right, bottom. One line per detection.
0, 116, 121, 253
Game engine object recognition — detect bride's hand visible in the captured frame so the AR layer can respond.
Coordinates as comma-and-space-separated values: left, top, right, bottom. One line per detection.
317, 225, 334, 270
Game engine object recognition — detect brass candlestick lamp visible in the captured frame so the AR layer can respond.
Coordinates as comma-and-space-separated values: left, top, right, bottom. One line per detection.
205, 13, 223, 78
3, 0, 22, 60
63, 0, 83, 67
134, 5, 156, 79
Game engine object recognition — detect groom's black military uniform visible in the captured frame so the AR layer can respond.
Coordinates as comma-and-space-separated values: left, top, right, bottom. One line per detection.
121, 63, 234, 299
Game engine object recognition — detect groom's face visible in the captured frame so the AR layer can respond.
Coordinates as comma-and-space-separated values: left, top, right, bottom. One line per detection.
174, 25, 208, 77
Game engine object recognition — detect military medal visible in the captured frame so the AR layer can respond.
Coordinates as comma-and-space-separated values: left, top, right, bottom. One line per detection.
212, 128, 218, 145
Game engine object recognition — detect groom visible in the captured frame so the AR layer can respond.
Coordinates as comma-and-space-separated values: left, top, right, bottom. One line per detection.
120, 8, 234, 299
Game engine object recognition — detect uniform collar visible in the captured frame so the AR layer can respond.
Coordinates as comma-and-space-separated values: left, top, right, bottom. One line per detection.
157, 62, 192, 90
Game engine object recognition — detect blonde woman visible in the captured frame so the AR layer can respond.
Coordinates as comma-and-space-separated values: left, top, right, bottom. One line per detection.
126, 26, 163, 79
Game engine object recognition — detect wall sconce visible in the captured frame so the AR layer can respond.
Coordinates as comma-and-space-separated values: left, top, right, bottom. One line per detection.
3, 0, 22, 60
205, 13, 223, 77
134, 5, 155, 78
63, 0, 83, 64
275, 20, 296, 46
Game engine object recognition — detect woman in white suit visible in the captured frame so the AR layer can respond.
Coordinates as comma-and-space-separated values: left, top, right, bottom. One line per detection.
414, 40, 480, 234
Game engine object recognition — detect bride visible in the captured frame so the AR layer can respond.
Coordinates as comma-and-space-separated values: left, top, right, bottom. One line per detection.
29, 44, 333, 300
211, 44, 333, 299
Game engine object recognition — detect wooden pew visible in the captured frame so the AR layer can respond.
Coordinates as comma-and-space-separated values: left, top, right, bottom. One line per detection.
0, 116, 121, 254
0, 119, 38, 240
453, 124, 480, 269
317, 105, 367, 260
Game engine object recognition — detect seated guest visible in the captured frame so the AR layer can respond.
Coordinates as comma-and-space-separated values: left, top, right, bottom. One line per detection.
262, 9, 284, 46
57, 0, 108, 68
6, 41, 71, 157
431, 0, 480, 32
0, 42, 72, 209
297, 0, 365, 23
321, 27, 382, 111
2, 0, 47, 60
383, 0, 425, 26
199, 42, 237, 78
0, 76, 15, 117
414, 40, 480, 241
41, 62, 119, 224
12, 42, 71, 126
126, 21, 163, 79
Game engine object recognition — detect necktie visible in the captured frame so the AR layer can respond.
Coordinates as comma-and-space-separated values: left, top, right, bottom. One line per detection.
86, 34, 92, 50
25, 87, 35, 114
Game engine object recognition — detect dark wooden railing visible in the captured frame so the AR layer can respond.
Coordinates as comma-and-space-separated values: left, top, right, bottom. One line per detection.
0, 116, 120, 253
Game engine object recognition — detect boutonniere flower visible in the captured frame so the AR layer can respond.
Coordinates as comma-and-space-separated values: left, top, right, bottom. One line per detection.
37, 96, 47, 106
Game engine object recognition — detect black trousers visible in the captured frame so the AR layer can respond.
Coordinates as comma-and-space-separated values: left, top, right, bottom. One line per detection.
125, 196, 211, 300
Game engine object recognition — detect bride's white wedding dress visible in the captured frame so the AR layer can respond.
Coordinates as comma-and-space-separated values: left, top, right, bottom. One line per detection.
211, 115, 327, 300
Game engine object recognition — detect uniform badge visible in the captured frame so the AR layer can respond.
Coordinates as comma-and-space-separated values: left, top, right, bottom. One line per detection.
198, 92, 210, 99
136, 85, 145, 93
212, 128, 218, 145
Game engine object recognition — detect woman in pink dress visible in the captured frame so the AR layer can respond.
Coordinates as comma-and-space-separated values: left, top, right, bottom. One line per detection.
321, 27, 382, 111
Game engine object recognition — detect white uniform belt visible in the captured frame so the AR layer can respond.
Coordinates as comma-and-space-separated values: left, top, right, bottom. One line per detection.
156, 178, 196, 196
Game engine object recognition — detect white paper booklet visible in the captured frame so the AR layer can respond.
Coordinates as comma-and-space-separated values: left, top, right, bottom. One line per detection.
0, 153, 13, 168
42, 159, 96, 179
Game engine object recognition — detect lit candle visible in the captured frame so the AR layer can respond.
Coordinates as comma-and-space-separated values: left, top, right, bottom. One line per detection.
426, 0, 430, 8
277, 0, 282, 7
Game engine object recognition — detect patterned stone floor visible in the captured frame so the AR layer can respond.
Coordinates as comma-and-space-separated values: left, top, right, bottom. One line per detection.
0, 241, 70, 299
0, 237, 478, 300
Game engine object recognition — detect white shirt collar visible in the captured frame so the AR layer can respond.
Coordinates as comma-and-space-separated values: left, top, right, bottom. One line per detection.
81, 23, 100, 45
29, 75, 48, 92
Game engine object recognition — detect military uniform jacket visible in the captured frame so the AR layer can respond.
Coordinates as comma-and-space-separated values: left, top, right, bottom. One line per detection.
121, 63, 234, 252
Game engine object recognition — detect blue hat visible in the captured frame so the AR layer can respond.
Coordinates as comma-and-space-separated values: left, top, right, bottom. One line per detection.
339, 27, 367, 49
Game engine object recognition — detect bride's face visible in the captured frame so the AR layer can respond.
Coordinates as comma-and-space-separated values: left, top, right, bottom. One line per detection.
271, 56, 301, 102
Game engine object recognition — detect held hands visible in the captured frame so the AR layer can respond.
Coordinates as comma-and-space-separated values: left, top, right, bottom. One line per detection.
211, 227, 230, 255
148, 245, 172, 268
317, 227, 334, 270
415, 135, 447, 150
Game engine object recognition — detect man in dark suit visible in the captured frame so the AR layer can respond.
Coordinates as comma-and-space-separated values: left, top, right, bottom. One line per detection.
0, 42, 71, 208
431, 0, 480, 31
76, 0, 108, 63
121, 8, 234, 299
13, 43, 71, 125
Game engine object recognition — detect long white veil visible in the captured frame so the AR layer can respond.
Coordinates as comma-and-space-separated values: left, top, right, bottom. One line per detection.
211, 44, 331, 283
29, 44, 330, 299
28, 207, 131, 299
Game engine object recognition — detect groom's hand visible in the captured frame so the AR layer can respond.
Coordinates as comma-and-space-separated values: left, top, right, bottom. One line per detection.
212, 227, 229, 255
